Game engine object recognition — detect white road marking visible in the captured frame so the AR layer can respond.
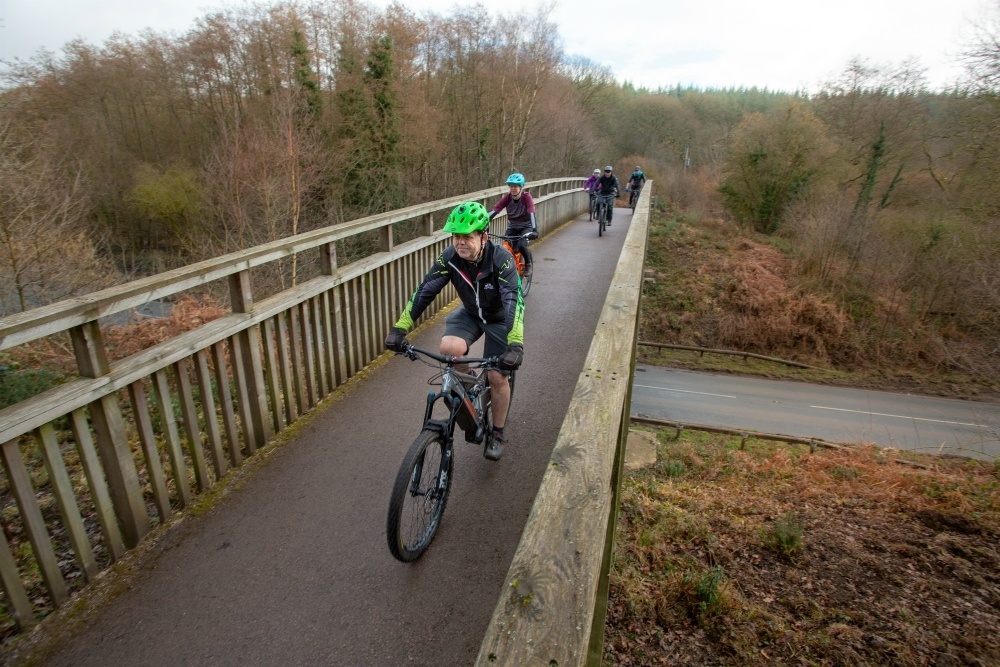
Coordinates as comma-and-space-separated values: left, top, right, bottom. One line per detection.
810, 405, 986, 428
634, 384, 737, 399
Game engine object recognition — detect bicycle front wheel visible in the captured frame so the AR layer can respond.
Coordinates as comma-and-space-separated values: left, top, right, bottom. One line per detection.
520, 263, 532, 297
386, 429, 453, 562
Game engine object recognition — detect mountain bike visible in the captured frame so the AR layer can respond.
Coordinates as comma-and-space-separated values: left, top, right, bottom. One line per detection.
386, 343, 516, 562
628, 185, 642, 211
594, 194, 614, 236
496, 231, 535, 297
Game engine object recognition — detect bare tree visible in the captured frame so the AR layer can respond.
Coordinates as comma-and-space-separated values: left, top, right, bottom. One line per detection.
0, 114, 117, 315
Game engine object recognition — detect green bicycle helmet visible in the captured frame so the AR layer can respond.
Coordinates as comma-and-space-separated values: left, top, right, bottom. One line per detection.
505, 172, 526, 186
443, 201, 490, 234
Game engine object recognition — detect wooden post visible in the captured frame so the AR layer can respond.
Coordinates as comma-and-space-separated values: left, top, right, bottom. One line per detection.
69, 409, 127, 558
124, 384, 172, 522
228, 271, 272, 447
69, 322, 149, 547
380, 223, 393, 252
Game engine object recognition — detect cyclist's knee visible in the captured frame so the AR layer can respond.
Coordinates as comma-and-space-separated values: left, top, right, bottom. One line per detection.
440, 336, 467, 356
487, 369, 508, 389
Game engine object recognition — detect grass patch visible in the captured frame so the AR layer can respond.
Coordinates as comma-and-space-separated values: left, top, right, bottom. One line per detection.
605, 429, 1000, 666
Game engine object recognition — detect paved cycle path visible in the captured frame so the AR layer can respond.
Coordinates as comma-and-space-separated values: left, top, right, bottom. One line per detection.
30, 207, 633, 666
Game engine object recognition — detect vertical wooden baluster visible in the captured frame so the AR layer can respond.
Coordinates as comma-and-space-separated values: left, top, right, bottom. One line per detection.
211, 342, 242, 466
0, 528, 35, 630
0, 438, 68, 606
69, 409, 127, 558
194, 350, 227, 479
35, 423, 98, 581
275, 312, 297, 424
261, 318, 286, 435
151, 369, 191, 507
173, 358, 210, 491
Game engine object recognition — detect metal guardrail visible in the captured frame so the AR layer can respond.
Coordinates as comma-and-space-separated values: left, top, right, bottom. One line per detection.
0, 179, 589, 632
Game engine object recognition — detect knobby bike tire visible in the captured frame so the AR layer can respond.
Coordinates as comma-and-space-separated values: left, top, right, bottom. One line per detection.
520, 260, 532, 297
598, 202, 606, 236
588, 197, 595, 221
386, 429, 453, 562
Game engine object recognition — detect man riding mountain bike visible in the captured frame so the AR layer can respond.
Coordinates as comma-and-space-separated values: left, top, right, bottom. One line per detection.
627, 165, 646, 207
595, 165, 621, 227
384, 201, 524, 461
488, 172, 538, 276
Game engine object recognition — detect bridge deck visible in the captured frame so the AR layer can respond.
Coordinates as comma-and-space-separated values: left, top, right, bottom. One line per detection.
38, 207, 635, 666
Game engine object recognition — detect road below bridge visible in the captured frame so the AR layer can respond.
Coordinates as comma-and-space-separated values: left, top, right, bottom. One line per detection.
34, 207, 634, 666
633, 365, 1000, 460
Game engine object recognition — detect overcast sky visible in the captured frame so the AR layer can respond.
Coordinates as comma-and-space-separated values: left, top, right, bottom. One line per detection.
0, 0, 991, 92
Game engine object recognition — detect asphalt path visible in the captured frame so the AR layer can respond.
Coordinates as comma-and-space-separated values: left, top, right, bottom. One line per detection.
632, 365, 1000, 460
37, 207, 633, 666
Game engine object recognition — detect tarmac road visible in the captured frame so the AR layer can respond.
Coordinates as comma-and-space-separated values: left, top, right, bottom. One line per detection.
34, 206, 634, 666
633, 365, 1000, 460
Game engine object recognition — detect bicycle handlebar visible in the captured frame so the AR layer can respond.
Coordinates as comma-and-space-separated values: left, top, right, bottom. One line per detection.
401, 343, 500, 367
493, 231, 536, 242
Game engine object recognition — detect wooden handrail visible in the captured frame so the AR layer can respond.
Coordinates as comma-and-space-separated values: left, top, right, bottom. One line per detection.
0, 179, 583, 351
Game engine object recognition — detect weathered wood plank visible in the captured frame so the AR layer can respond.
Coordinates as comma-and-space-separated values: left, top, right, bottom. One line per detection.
288, 307, 307, 416
310, 296, 328, 398
228, 333, 258, 455
68, 409, 127, 558
126, 382, 171, 522
173, 359, 210, 491
475, 184, 649, 667
0, 439, 68, 606
152, 369, 191, 508
300, 302, 317, 408
194, 350, 228, 479
0, 528, 35, 629
35, 423, 98, 581
261, 318, 286, 435
228, 272, 271, 447
319, 291, 336, 391
274, 312, 297, 424
211, 342, 242, 467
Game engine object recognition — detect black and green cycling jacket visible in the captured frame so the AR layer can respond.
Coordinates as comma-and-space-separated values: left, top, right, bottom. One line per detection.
394, 241, 525, 347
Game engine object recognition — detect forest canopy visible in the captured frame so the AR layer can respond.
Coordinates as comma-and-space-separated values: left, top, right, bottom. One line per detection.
1, 0, 998, 380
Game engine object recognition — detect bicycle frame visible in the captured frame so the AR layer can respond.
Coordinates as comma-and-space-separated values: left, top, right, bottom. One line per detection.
405, 344, 497, 445
495, 232, 533, 276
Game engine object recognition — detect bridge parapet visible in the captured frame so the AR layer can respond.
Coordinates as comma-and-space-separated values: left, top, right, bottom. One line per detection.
477, 183, 651, 666
0, 179, 587, 633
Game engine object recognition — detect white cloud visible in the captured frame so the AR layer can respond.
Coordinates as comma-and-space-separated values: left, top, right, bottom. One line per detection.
0, 0, 989, 91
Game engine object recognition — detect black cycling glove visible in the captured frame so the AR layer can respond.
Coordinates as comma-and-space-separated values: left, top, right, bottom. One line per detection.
500, 345, 523, 370
384, 327, 408, 352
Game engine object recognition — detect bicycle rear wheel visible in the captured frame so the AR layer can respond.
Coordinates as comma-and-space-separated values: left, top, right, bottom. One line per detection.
598, 203, 605, 236
386, 429, 453, 562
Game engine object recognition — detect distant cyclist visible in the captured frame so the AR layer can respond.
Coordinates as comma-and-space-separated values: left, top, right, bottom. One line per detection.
489, 172, 538, 275
582, 168, 601, 214
384, 202, 524, 461
595, 165, 621, 226
627, 165, 646, 207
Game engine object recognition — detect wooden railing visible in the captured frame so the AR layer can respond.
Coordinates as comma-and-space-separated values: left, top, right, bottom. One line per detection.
476, 183, 651, 666
0, 178, 588, 632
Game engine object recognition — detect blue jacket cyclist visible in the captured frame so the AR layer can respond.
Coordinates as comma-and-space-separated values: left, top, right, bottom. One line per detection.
384, 201, 524, 461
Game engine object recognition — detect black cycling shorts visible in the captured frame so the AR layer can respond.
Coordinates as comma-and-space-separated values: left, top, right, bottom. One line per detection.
444, 308, 508, 358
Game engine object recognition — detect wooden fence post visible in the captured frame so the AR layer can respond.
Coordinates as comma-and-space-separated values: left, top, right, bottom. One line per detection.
228, 271, 272, 448
69, 321, 150, 547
